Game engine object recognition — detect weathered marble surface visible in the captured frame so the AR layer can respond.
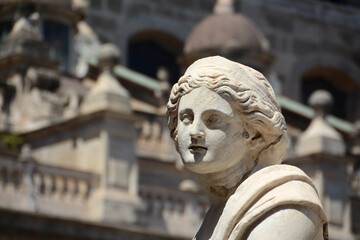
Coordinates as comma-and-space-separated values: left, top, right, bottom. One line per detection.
167, 56, 327, 239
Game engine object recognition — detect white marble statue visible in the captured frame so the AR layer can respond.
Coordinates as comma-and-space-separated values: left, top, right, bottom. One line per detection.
167, 56, 328, 240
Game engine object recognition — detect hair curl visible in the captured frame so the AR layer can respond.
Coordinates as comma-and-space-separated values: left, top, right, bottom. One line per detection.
167, 56, 287, 167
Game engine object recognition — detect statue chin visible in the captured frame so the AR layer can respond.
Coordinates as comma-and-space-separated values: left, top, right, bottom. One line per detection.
181, 161, 219, 175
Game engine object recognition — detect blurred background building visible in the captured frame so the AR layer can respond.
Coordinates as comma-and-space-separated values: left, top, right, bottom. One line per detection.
0, 0, 359, 239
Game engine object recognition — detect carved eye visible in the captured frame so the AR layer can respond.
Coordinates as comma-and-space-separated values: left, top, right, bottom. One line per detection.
181, 113, 193, 124
208, 115, 222, 123
207, 115, 224, 128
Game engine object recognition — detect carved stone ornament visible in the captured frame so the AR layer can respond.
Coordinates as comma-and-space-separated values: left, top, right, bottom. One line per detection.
167, 56, 328, 240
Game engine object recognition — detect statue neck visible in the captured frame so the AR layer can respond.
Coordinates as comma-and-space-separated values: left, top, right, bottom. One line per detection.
193, 157, 258, 240
196, 155, 257, 202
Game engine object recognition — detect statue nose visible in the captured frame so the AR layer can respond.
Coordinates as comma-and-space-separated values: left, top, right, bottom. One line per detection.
190, 131, 205, 139
190, 122, 205, 139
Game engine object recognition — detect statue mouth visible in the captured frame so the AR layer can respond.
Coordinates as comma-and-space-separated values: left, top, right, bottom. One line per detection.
189, 145, 207, 154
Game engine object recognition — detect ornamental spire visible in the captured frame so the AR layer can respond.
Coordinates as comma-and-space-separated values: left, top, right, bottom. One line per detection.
214, 0, 234, 14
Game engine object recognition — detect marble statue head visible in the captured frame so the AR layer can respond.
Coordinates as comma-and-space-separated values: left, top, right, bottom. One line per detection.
167, 56, 287, 178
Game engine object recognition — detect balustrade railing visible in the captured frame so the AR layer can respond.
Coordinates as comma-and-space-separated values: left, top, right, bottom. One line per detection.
0, 157, 99, 201
138, 185, 208, 236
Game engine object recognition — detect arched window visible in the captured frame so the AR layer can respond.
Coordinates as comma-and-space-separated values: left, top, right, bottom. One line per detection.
301, 67, 359, 120
43, 20, 69, 71
127, 30, 183, 86
0, 21, 13, 46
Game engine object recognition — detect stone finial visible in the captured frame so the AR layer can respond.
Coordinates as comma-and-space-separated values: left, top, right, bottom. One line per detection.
157, 66, 169, 83
214, 0, 234, 14
154, 67, 170, 105
74, 16, 101, 78
0, 11, 58, 67
156, 67, 170, 92
72, 0, 89, 17
29, 12, 40, 26
98, 43, 121, 70
6, 12, 42, 42
351, 120, 360, 156
81, 43, 131, 114
77, 20, 97, 38
90, 43, 127, 96
309, 89, 333, 117
296, 89, 345, 156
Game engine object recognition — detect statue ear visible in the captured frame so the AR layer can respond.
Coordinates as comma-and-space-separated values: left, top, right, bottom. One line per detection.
244, 127, 265, 151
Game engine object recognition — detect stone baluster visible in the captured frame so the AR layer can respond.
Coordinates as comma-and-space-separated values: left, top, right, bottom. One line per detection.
78, 179, 87, 199
50, 175, 56, 195
0, 168, 9, 188
43, 174, 52, 196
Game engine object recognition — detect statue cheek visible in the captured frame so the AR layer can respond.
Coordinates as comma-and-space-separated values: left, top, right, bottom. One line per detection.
178, 139, 186, 151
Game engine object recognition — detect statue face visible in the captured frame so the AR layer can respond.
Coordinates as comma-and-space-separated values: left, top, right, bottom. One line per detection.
177, 86, 251, 174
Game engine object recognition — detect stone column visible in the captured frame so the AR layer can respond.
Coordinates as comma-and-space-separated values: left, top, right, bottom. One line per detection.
295, 90, 354, 239
81, 43, 141, 224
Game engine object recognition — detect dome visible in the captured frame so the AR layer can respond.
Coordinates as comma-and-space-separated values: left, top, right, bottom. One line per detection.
184, 13, 268, 55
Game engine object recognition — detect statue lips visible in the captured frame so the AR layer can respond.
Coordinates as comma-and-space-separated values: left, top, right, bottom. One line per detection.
188, 144, 207, 154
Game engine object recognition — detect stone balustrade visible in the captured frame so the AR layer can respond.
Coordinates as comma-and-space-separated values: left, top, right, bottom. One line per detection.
137, 119, 177, 162
138, 185, 208, 237
33, 165, 98, 200
0, 156, 99, 212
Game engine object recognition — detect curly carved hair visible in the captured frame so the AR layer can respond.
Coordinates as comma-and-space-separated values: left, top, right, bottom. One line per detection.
166, 56, 287, 167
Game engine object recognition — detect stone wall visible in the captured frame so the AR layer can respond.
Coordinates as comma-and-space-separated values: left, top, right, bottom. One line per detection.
86, 0, 217, 66
241, 0, 360, 120
86, 0, 360, 120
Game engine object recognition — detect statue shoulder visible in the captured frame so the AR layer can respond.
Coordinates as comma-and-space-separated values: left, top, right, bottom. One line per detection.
246, 205, 324, 240
215, 165, 328, 240
240, 166, 327, 240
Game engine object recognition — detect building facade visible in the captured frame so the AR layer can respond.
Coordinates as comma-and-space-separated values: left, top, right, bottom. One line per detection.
0, 0, 359, 239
